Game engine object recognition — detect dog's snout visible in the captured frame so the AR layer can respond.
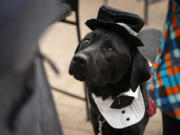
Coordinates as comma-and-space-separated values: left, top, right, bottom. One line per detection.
69, 53, 90, 80
73, 53, 88, 65
73, 56, 86, 65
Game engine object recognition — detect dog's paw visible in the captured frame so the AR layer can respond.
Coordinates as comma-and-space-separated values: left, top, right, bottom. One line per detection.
111, 96, 134, 109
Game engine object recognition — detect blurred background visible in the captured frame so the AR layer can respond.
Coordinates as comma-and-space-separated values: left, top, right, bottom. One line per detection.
39, 0, 168, 134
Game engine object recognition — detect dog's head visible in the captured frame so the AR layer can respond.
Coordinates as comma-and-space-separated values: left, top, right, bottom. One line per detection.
69, 28, 150, 91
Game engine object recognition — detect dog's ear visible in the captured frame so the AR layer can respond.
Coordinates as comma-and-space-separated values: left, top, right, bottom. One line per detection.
130, 47, 150, 92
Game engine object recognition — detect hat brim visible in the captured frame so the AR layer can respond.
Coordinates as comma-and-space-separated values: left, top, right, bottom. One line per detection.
86, 19, 144, 47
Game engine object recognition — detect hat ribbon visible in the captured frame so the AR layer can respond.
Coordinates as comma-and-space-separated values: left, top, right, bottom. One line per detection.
116, 22, 137, 36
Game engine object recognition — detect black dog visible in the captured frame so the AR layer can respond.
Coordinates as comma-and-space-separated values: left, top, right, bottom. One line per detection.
69, 28, 150, 135
69, 6, 159, 135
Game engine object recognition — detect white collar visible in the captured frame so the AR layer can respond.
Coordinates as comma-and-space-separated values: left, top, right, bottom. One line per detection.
117, 87, 139, 98
92, 86, 145, 129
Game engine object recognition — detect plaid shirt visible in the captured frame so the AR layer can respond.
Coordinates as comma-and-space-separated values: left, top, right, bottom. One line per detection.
147, 0, 180, 120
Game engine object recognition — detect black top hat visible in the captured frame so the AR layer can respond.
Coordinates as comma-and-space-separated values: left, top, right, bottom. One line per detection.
85, 6, 144, 46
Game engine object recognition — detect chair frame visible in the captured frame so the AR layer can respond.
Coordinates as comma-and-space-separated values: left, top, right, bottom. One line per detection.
52, 0, 90, 120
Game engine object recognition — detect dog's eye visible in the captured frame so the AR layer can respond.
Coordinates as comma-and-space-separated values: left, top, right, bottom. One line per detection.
104, 47, 115, 53
82, 39, 91, 46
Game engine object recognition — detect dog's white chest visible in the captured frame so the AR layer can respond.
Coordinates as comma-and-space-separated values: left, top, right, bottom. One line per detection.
92, 87, 145, 129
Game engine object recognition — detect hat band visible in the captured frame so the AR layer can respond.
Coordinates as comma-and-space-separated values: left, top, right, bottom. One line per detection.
116, 22, 137, 36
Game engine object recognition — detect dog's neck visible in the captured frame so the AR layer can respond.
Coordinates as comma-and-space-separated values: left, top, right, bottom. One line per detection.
86, 72, 131, 100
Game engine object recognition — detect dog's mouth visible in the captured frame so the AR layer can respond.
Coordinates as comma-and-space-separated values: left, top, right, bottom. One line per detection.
69, 59, 98, 82
73, 73, 86, 81
69, 61, 87, 81
69, 62, 111, 86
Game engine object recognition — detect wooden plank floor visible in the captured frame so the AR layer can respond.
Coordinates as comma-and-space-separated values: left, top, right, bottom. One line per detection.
40, 0, 168, 134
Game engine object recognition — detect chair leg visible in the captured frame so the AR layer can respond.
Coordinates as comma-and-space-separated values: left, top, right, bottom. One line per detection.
75, 11, 81, 43
84, 83, 90, 121
144, 0, 148, 24
74, 1, 90, 120
103, 0, 108, 5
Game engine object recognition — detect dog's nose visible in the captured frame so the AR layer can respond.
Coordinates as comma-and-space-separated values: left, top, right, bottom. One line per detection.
73, 53, 88, 65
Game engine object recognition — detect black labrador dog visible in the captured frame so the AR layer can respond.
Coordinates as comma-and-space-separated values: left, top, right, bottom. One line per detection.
69, 28, 152, 135
69, 5, 161, 135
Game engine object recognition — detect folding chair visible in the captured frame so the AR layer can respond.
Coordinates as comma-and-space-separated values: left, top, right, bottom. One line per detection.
58, 0, 81, 42
143, 0, 167, 24
50, 0, 90, 120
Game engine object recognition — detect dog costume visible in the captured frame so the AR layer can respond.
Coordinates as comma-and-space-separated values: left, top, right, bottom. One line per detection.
86, 5, 156, 131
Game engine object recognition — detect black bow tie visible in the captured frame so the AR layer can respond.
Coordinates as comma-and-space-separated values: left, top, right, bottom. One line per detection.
110, 95, 134, 109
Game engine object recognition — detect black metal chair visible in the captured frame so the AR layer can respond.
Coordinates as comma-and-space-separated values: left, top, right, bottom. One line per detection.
50, 0, 90, 120
143, 0, 167, 24
58, 0, 81, 43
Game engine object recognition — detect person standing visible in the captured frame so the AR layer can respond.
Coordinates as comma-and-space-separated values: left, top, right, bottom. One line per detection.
0, 0, 65, 134
147, 0, 180, 135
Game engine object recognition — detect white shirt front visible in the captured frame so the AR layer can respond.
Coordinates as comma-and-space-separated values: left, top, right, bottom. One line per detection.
92, 86, 145, 129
